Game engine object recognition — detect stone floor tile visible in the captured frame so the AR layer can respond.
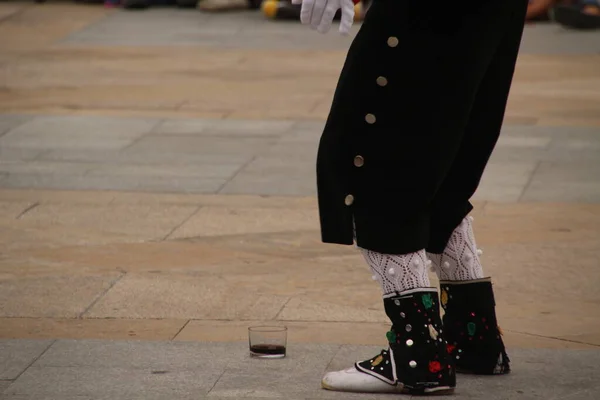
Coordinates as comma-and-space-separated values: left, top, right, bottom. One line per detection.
0, 116, 32, 138
0, 148, 43, 162
0, 200, 36, 220
0, 380, 12, 395
85, 163, 241, 180
170, 205, 318, 239
209, 343, 341, 399
84, 273, 290, 320
496, 136, 552, 148
34, 339, 246, 369
0, 274, 121, 318
0, 116, 158, 150
128, 135, 277, 155
154, 118, 294, 137
0, 340, 53, 380
2, 366, 221, 399
473, 183, 526, 203
218, 173, 316, 196
1, 173, 228, 194
38, 148, 253, 166
521, 162, 600, 202
0, 161, 92, 176
11, 202, 199, 243
0, 318, 187, 342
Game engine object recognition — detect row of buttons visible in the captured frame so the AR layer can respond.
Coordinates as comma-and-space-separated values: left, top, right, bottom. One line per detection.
345, 36, 398, 207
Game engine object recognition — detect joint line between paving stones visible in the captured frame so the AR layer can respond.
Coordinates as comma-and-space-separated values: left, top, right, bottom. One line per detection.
170, 319, 191, 341
162, 205, 202, 241
78, 272, 126, 319
147, 118, 166, 134
215, 155, 257, 194
517, 160, 541, 202
206, 367, 228, 395
323, 344, 343, 374
11, 339, 56, 383
273, 297, 293, 320
120, 118, 165, 151
15, 202, 39, 219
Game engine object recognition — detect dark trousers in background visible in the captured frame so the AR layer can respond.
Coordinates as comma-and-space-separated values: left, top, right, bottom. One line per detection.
316, 0, 529, 255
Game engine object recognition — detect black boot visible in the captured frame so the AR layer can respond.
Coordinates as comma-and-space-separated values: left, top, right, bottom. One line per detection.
440, 278, 510, 375
322, 288, 455, 394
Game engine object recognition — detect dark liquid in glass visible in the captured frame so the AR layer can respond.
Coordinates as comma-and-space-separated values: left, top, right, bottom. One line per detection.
250, 344, 286, 357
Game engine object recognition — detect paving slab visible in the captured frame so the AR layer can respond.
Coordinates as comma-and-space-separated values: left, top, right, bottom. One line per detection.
84, 272, 291, 320
0, 116, 32, 138
34, 339, 245, 369
218, 173, 317, 196
85, 163, 241, 180
0, 161, 93, 176
59, 9, 600, 55
209, 344, 342, 399
521, 162, 600, 202
7, 340, 590, 400
170, 205, 319, 238
154, 118, 295, 136
0, 318, 187, 342
471, 161, 537, 202
0, 148, 42, 163
2, 366, 222, 400
4, 339, 598, 399
0, 381, 11, 395
6, 202, 199, 244
0, 173, 229, 194
0, 274, 121, 318
0, 340, 53, 380
0, 200, 36, 220
128, 135, 277, 156
38, 148, 254, 166
0, 116, 159, 151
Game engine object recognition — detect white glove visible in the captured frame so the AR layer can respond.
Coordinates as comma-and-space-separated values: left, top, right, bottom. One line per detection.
291, 0, 354, 35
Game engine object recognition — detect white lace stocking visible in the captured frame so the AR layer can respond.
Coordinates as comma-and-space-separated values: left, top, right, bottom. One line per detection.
428, 216, 485, 281
361, 248, 431, 295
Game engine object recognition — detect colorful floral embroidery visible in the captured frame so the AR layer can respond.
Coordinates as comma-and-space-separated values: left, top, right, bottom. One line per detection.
429, 361, 442, 373
429, 324, 439, 340
441, 289, 448, 307
386, 330, 397, 343
467, 322, 477, 336
372, 355, 384, 367
422, 293, 433, 309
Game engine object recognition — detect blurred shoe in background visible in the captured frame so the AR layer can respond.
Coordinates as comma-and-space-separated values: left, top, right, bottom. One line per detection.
553, 0, 600, 28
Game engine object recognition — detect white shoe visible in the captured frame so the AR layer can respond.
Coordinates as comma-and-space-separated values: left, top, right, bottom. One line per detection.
321, 349, 405, 394
321, 366, 405, 393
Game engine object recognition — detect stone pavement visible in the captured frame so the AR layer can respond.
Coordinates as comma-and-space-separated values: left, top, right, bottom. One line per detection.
2, 340, 600, 399
0, 2, 599, 399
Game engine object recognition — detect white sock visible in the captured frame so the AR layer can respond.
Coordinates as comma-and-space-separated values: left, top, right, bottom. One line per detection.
428, 215, 485, 281
361, 248, 431, 295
